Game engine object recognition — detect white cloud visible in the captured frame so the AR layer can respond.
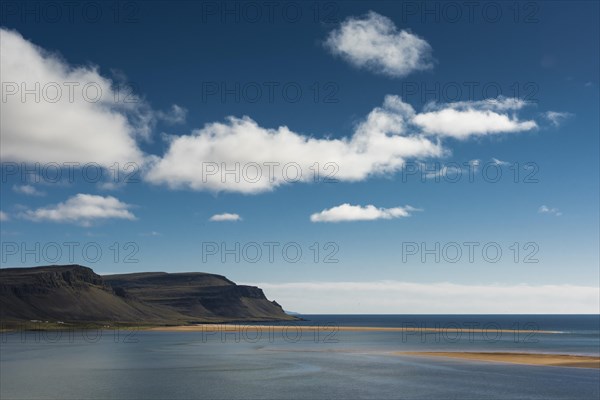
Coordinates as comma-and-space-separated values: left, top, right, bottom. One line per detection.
414, 97, 538, 139
491, 157, 510, 166
20, 194, 136, 226
1, 29, 553, 195
145, 95, 543, 193
413, 108, 537, 139
0, 211, 9, 221
97, 181, 121, 191
157, 104, 187, 124
422, 159, 480, 180
0, 28, 149, 168
468, 159, 481, 168
544, 111, 573, 127
325, 11, 433, 77
140, 231, 161, 236
251, 281, 599, 314
310, 204, 418, 223
209, 213, 242, 222
538, 205, 562, 216
12, 184, 45, 196
2, 28, 193, 176
423, 97, 529, 112
145, 95, 443, 193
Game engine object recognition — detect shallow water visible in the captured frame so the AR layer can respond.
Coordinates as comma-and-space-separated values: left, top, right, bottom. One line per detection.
1, 315, 598, 399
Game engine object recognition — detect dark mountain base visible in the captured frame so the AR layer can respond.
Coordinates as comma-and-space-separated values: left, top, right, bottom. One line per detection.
0, 265, 296, 327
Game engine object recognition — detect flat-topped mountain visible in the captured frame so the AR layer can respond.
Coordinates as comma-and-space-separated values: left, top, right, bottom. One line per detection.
103, 271, 290, 322
0, 265, 295, 326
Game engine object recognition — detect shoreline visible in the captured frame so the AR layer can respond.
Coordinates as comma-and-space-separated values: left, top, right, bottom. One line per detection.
147, 324, 563, 334
3, 323, 597, 369
396, 351, 600, 369
1, 323, 567, 335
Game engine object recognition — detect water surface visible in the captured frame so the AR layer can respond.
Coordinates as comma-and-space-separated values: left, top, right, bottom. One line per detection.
1, 315, 598, 399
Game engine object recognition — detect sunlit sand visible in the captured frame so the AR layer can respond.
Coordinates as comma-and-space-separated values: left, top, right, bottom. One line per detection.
147, 324, 562, 334
396, 352, 600, 369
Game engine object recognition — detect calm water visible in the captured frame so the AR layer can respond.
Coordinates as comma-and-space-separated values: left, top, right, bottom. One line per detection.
1, 315, 599, 399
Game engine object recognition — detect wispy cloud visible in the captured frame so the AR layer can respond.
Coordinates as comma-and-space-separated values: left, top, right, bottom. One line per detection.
324, 11, 433, 77
423, 97, 529, 112
209, 213, 242, 222
157, 104, 187, 124
422, 159, 480, 180
251, 281, 599, 314
0, 211, 9, 221
491, 157, 510, 166
310, 204, 418, 223
12, 184, 45, 196
20, 194, 136, 226
140, 231, 161, 236
544, 111, 573, 127
538, 205, 562, 216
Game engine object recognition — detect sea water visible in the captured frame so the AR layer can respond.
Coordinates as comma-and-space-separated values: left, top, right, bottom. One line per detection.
1, 315, 598, 399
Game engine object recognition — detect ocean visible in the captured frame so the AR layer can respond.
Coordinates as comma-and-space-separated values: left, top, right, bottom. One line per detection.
1, 315, 598, 399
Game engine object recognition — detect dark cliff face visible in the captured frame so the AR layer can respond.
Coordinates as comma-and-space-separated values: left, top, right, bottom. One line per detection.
0, 265, 183, 324
103, 272, 292, 321
0, 265, 295, 325
0, 265, 104, 296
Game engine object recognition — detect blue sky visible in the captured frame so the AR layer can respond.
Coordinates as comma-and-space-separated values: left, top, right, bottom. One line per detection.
1, 1, 598, 313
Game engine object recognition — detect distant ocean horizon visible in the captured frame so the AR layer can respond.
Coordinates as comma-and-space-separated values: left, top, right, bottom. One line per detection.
245, 314, 600, 357
290, 314, 600, 331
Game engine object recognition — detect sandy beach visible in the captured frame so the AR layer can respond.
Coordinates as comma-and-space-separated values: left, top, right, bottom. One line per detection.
147, 324, 562, 334
146, 324, 600, 369
397, 352, 600, 369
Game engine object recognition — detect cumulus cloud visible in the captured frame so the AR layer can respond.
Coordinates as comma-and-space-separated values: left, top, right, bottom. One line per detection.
0, 29, 181, 171
413, 109, 537, 139
325, 11, 433, 77
1, 28, 552, 195
423, 97, 529, 112
209, 213, 242, 222
20, 194, 136, 226
12, 184, 45, 196
414, 97, 538, 139
146, 95, 541, 193
544, 111, 573, 127
310, 204, 418, 222
145, 95, 443, 193
538, 205, 562, 216
0, 211, 9, 221
252, 281, 599, 314
0, 28, 149, 168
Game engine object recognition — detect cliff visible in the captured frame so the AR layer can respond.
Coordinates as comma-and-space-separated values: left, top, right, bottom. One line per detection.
103, 271, 293, 322
0, 265, 296, 326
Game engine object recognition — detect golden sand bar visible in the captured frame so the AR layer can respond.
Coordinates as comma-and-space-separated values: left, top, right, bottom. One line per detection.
148, 324, 561, 334
147, 325, 597, 369
397, 352, 600, 369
